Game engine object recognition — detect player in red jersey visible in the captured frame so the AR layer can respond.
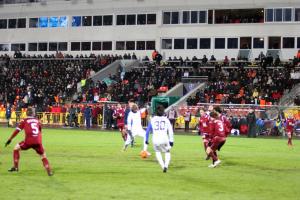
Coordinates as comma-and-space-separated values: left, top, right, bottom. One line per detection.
199, 109, 210, 151
285, 115, 295, 147
113, 103, 127, 141
5, 108, 53, 176
206, 111, 227, 168
214, 106, 232, 137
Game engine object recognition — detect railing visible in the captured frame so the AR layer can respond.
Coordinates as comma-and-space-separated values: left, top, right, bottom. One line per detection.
141, 60, 296, 68
10, 57, 96, 61
2, 112, 103, 127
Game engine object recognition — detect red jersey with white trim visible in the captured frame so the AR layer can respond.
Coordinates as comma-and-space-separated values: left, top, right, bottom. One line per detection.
212, 119, 226, 137
17, 117, 42, 145
220, 115, 232, 136
285, 118, 295, 132
114, 108, 125, 126
199, 114, 210, 134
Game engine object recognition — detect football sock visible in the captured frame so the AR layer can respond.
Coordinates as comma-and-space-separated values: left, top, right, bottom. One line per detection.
42, 158, 51, 173
155, 152, 165, 169
165, 152, 171, 168
210, 151, 218, 163
13, 150, 20, 169
143, 143, 148, 151
203, 141, 208, 151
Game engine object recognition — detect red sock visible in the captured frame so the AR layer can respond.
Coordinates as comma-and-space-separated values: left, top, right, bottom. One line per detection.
209, 151, 218, 163
13, 150, 20, 169
42, 158, 51, 173
288, 138, 292, 146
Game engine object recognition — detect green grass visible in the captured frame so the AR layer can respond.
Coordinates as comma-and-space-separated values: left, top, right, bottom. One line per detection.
0, 127, 300, 200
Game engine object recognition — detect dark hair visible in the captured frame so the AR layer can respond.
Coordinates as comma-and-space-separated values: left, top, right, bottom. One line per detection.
156, 105, 165, 116
27, 107, 34, 117
128, 99, 134, 103
210, 111, 219, 118
214, 106, 222, 114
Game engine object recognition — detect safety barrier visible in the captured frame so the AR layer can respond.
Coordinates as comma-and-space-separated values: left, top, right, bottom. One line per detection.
1, 111, 103, 127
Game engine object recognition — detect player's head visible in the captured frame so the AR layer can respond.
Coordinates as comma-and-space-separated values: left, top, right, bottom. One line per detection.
199, 109, 205, 116
117, 103, 121, 109
26, 107, 34, 117
210, 111, 219, 120
156, 105, 165, 116
128, 99, 134, 107
214, 106, 222, 114
131, 103, 138, 113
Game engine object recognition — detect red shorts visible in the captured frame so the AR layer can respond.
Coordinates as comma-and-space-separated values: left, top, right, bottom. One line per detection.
19, 141, 45, 155
118, 124, 124, 131
210, 136, 226, 151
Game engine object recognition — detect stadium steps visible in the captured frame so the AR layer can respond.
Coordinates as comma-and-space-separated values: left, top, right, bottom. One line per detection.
265, 83, 300, 119
279, 83, 300, 106
160, 83, 184, 97
76, 59, 140, 93
165, 82, 206, 112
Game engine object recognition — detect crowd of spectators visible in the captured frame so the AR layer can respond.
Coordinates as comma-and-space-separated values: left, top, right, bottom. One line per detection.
0, 53, 123, 111
187, 67, 298, 106
1, 50, 300, 114
77, 63, 182, 106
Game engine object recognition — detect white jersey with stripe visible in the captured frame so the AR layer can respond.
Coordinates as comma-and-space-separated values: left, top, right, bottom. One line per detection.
146, 116, 174, 145
127, 110, 143, 131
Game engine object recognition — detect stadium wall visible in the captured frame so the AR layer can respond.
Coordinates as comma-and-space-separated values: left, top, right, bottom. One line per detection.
0, 0, 300, 60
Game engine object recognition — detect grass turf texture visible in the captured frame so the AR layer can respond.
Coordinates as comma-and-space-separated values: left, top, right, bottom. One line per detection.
0, 128, 299, 200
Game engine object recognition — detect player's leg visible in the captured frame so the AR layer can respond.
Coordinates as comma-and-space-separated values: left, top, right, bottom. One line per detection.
8, 143, 22, 172
208, 137, 225, 168
164, 150, 171, 172
123, 133, 133, 151
287, 131, 293, 146
119, 125, 127, 141
139, 129, 151, 155
154, 145, 165, 170
40, 153, 53, 176
33, 144, 53, 176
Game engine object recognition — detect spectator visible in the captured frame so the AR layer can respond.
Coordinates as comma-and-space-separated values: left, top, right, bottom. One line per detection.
274, 55, 281, 66
246, 109, 257, 138
184, 109, 192, 132
210, 55, 216, 61
202, 55, 208, 64
5, 102, 12, 127
167, 106, 178, 129
84, 105, 92, 129
224, 56, 229, 66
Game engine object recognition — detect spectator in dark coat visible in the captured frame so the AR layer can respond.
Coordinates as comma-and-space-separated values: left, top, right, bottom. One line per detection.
247, 109, 257, 137
6, 102, 12, 127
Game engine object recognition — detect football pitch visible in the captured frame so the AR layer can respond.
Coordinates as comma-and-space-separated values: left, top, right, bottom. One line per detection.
0, 128, 299, 200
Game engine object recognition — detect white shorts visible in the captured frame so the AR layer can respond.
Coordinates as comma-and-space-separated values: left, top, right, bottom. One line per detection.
131, 128, 146, 138
153, 143, 171, 153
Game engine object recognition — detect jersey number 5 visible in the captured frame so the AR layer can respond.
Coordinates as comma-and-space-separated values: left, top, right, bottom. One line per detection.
31, 123, 39, 136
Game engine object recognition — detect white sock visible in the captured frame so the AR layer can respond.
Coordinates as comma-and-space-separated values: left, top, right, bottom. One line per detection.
143, 143, 148, 151
155, 152, 165, 169
165, 152, 171, 168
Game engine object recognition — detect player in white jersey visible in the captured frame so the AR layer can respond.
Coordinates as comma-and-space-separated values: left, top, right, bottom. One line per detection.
145, 105, 174, 173
123, 104, 150, 155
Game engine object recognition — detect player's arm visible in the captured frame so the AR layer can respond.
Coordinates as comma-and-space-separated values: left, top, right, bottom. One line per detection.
5, 121, 24, 147
124, 109, 129, 126
145, 122, 153, 144
167, 119, 174, 146
127, 112, 133, 131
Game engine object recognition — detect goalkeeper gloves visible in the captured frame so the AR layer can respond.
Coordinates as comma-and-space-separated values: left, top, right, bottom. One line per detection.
145, 141, 149, 145
169, 142, 174, 147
